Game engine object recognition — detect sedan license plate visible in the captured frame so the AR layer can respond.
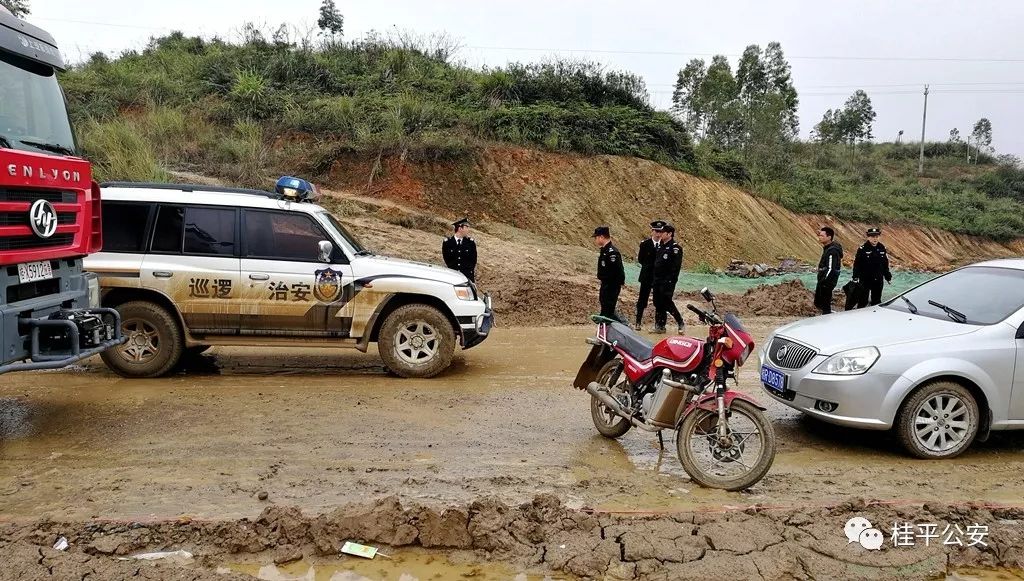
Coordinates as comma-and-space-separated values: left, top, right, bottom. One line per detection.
18, 261, 53, 284
760, 365, 788, 395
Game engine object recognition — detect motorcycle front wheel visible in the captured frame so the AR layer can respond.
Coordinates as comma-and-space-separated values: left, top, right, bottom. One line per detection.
590, 359, 632, 439
676, 399, 776, 491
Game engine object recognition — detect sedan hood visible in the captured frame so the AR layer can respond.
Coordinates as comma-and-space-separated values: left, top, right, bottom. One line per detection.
774, 306, 979, 354
352, 254, 467, 285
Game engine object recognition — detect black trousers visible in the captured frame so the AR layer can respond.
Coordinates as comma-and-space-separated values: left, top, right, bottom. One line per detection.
599, 283, 626, 323
814, 281, 836, 314
857, 279, 884, 308
653, 281, 682, 328
635, 280, 653, 324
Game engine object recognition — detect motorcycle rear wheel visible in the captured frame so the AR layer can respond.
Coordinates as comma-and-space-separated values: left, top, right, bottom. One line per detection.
590, 360, 632, 439
676, 399, 776, 491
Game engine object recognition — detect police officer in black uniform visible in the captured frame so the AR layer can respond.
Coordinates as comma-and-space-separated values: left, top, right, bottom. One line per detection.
441, 217, 478, 282
652, 223, 684, 334
635, 220, 666, 331
592, 226, 626, 324
850, 227, 892, 308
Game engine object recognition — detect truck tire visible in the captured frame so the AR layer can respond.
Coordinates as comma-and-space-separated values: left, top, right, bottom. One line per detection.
896, 381, 979, 459
101, 301, 184, 378
378, 304, 456, 378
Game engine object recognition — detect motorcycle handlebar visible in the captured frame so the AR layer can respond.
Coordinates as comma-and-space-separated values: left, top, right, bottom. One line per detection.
687, 304, 722, 325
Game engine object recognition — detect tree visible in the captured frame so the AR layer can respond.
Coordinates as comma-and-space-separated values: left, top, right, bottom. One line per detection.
317, 0, 344, 39
671, 59, 706, 135
972, 118, 993, 151
813, 90, 875, 145
948, 128, 962, 143
764, 42, 799, 138
0, 0, 29, 17
699, 55, 742, 147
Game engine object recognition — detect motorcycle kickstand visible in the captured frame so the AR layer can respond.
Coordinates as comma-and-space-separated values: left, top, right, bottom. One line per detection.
657, 430, 664, 450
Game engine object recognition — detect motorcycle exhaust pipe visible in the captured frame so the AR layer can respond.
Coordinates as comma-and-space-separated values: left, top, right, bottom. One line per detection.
586, 382, 661, 433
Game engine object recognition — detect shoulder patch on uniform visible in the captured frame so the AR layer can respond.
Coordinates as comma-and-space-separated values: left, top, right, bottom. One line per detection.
673, 247, 680, 254
610, 255, 617, 262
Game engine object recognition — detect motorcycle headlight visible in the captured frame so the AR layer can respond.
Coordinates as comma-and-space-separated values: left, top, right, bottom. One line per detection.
454, 284, 474, 301
813, 347, 880, 375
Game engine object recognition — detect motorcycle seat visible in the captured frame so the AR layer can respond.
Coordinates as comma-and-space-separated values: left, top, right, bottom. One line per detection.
605, 322, 654, 362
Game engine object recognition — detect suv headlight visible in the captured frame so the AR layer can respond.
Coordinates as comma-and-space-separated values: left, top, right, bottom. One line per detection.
813, 347, 880, 375
454, 284, 474, 301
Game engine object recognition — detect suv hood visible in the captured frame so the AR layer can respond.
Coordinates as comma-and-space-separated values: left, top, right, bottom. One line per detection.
352, 254, 468, 285
774, 306, 979, 354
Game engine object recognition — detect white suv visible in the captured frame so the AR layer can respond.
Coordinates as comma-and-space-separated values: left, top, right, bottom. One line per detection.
85, 182, 493, 378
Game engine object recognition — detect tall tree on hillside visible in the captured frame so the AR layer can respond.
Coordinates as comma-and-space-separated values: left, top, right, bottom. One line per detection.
813, 90, 876, 145
972, 118, 993, 151
700, 55, 743, 147
317, 0, 344, 39
948, 128, 962, 143
0, 0, 29, 17
764, 42, 799, 138
671, 59, 707, 135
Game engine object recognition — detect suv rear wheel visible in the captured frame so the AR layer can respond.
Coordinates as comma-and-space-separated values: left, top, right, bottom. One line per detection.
378, 304, 456, 378
101, 301, 184, 378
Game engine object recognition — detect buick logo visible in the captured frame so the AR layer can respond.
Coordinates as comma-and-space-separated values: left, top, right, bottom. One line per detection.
776, 344, 789, 362
29, 200, 58, 238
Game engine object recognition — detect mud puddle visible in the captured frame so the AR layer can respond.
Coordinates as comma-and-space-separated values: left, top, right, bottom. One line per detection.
221, 551, 567, 580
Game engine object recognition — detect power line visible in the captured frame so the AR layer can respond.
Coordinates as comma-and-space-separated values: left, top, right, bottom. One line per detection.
31, 16, 172, 31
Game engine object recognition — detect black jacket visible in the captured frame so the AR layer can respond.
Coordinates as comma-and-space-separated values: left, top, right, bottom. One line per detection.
653, 239, 683, 285
817, 241, 843, 287
852, 242, 892, 283
442, 236, 477, 275
597, 242, 625, 286
637, 237, 658, 283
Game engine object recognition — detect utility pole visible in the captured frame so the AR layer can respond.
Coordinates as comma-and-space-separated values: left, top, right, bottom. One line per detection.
918, 84, 929, 175
896, 130, 904, 145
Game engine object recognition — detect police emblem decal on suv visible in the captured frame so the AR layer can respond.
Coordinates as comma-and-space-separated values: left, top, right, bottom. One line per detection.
313, 268, 344, 303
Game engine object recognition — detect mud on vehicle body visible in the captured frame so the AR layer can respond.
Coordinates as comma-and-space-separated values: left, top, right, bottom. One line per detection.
85, 182, 493, 378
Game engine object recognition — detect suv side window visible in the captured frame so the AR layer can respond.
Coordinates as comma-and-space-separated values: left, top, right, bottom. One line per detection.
184, 207, 236, 256
102, 202, 153, 253
244, 210, 329, 262
151, 205, 184, 253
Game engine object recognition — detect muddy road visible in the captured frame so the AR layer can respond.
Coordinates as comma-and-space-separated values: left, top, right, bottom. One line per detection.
3, 317, 1024, 526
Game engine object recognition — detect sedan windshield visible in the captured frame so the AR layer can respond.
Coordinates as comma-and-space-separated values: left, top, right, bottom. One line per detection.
0, 49, 76, 156
885, 266, 1024, 325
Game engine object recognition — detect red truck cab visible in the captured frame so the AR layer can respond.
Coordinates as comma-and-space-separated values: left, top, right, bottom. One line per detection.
0, 6, 123, 373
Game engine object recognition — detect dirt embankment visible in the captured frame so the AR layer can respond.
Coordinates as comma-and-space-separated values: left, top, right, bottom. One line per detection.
4, 495, 1024, 580
324, 146, 1024, 270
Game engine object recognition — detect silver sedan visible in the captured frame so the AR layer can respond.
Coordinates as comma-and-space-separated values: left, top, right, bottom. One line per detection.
760, 259, 1024, 459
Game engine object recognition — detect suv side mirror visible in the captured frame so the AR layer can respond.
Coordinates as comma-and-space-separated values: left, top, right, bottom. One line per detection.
318, 240, 334, 263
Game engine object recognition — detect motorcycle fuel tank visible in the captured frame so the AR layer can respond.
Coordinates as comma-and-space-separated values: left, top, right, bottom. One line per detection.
651, 336, 704, 372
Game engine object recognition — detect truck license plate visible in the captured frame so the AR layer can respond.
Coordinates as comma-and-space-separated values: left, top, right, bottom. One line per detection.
18, 261, 54, 284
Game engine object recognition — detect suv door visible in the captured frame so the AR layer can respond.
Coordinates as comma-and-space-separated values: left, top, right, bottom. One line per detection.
239, 209, 355, 336
141, 205, 241, 334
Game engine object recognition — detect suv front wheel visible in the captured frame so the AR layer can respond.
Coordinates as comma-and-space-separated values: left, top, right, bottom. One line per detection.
101, 301, 184, 378
378, 304, 456, 378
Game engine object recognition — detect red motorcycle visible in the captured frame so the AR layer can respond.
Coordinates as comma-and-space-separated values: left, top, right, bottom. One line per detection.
573, 288, 775, 490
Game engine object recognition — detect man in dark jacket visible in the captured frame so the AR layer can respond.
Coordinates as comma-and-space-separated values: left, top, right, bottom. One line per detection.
441, 217, 478, 282
849, 227, 892, 309
652, 224, 684, 333
593, 226, 626, 323
635, 220, 666, 331
814, 226, 843, 315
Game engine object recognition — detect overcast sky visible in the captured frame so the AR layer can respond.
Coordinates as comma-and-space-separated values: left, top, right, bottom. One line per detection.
26, 0, 1024, 155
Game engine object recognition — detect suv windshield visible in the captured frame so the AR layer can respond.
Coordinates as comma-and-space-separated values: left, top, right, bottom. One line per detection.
319, 211, 368, 254
0, 49, 76, 156
885, 266, 1024, 325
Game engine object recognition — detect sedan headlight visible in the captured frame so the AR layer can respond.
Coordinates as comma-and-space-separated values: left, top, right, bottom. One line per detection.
454, 284, 474, 301
813, 347, 880, 375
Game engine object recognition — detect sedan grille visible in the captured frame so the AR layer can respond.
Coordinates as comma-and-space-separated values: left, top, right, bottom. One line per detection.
768, 337, 817, 369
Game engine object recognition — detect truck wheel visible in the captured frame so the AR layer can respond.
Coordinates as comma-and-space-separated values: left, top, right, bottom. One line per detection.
896, 381, 979, 459
101, 301, 184, 378
378, 304, 456, 378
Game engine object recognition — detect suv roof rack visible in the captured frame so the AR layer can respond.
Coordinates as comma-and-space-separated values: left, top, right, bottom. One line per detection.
100, 182, 281, 199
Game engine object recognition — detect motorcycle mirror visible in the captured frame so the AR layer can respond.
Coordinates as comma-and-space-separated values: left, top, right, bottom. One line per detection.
700, 287, 714, 302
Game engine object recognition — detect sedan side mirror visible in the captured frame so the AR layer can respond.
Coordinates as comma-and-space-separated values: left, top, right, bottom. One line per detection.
318, 240, 334, 263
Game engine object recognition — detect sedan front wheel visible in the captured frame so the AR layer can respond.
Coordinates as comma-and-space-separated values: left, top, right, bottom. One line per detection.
896, 381, 979, 459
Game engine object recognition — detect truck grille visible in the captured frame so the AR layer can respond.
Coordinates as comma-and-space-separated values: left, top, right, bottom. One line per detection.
768, 337, 818, 369
0, 189, 77, 203
0, 233, 74, 251
0, 188, 80, 255
0, 212, 76, 227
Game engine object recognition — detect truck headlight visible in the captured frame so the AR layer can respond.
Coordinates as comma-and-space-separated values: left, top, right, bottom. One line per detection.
813, 347, 880, 375
454, 284, 474, 301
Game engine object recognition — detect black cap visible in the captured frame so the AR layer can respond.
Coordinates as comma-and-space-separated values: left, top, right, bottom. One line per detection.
663, 223, 676, 234
592, 226, 610, 238
452, 217, 470, 229
867, 227, 881, 236
650, 220, 667, 231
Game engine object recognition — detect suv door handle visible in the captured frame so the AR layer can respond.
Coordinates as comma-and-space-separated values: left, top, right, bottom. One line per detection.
152, 271, 173, 279
249, 273, 270, 281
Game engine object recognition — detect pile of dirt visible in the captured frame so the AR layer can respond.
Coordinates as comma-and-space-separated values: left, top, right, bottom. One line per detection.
4, 495, 1023, 580
711, 279, 839, 318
